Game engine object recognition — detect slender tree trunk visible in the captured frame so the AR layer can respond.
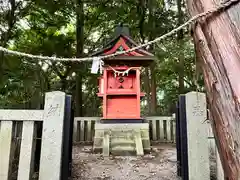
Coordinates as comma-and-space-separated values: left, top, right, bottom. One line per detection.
177, 0, 185, 94
137, 0, 151, 115
187, 1, 240, 179
0, 0, 16, 81
138, 0, 147, 42
150, 64, 157, 115
148, 0, 157, 115
60, 78, 67, 91
75, 0, 84, 116
144, 67, 151, 115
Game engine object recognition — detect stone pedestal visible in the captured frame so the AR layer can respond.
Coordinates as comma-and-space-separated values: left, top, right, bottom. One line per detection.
93, 123, 150, 156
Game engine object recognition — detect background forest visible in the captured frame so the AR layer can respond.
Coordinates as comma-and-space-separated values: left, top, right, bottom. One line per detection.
0, 0, 205, 117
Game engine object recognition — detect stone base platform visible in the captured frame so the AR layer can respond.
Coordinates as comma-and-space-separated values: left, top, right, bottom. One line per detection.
93, 123, 150, 156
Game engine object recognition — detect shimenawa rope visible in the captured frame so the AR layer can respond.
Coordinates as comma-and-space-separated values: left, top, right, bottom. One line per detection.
0, 0, 238, 62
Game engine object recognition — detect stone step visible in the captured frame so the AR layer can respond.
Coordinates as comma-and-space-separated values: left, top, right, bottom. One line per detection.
93, 123, 150, 156
110, 138, 135, 146
111, 145, 136, 156
109, 131, 135, 137
111, 145, 136, 152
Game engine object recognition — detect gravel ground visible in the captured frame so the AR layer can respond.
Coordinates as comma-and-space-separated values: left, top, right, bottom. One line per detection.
72, 144, 180, 180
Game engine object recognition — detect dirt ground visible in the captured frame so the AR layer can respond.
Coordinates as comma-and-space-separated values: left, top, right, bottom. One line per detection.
72, 144, 180, 180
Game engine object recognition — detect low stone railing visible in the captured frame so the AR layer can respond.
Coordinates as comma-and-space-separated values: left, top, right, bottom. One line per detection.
73, 116, 176, 144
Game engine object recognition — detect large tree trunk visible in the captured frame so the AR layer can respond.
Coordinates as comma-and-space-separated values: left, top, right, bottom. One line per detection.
186, 1, 240, 179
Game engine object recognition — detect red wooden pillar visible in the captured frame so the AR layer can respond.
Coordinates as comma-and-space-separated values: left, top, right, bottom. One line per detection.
136, 68, 141, 119
103, 69, 107, 118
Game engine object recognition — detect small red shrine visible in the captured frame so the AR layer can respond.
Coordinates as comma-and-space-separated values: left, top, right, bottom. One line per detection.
93, 24, 154, 122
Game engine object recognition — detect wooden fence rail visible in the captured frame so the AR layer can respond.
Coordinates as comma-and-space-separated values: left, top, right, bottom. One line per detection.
0, 91, 67, 180
147, 115, 176, 143
0, 111, 44, 180
73, 115, 176, 144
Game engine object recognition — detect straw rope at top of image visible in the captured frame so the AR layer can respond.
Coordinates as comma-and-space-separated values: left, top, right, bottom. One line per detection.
0, 0, 239, 62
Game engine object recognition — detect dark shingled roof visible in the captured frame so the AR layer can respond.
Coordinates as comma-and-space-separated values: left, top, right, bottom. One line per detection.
91, 24, 154, 58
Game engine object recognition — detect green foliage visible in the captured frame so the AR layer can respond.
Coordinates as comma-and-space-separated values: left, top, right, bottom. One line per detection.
0, 0, 204, 115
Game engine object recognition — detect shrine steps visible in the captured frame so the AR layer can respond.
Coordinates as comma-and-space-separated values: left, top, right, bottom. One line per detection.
111, 138, 135, 146
111, 136, 136, 155
93, 123, 150, 156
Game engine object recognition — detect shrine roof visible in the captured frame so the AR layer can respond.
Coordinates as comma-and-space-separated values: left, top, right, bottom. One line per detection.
91, 24, 155, 61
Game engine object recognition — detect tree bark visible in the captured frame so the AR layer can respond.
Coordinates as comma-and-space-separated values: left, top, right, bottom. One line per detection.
186, 1, 240, 179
